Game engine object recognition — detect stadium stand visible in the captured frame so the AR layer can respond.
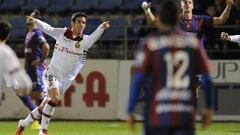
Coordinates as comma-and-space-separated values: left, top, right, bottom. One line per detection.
58, 17, 71, 28
47, 0, 72, 14
128, 16, 145, 39
9, 17, 27, 38
102, 17, 127, 40
95, 0, 123, 11
69, 0, 97, 11
0, 0, 238, 59
21, 0, 49, 12
121, 0, 144, 11
43, 17, 56, 26
0, 0, 24, 12
85, 17, 102, 35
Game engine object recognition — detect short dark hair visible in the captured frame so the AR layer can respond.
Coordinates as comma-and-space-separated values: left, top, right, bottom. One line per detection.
71, 12, 87, 22
31, 9, 41, 19
0, 22, 11, 41
158, 0, 181, 26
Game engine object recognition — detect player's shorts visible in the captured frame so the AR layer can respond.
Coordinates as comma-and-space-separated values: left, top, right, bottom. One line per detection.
26, 65, 45, 92
43, 71, 72, 96
145, 127, 194, 135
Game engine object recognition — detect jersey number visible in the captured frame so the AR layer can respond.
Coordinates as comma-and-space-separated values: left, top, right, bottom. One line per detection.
164, 51, 189, 88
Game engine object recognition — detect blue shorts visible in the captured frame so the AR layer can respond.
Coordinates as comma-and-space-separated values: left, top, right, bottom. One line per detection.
26, 65, 45, 92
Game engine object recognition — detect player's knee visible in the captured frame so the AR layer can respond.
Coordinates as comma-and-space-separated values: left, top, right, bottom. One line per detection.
50, 95, 60, 105
48, 99, 59, 107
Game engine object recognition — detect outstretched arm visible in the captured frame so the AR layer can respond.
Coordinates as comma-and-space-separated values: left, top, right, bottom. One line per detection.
213, 0, 233, 25
26, 16, 65, 39
221, 32, 240, 44
142, 1, 158, 26
85, 21, 110, 49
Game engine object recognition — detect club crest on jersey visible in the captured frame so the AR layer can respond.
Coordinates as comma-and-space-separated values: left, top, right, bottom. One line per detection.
75, 42, 80, 48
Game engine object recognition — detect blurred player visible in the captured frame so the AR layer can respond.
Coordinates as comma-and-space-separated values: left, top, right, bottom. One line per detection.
19, 9, 50, 129
15, 12, 110, 135
0, 22, 32, 104
221, 32, 240, 43
142, 0, 233, 109
128, 0, 214, 135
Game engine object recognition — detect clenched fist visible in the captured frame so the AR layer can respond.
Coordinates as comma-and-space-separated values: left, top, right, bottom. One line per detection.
221, 32, 231, 41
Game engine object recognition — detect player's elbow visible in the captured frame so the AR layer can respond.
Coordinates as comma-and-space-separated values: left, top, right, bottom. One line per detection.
214, 18, 226, 25
43, 43, 50, 51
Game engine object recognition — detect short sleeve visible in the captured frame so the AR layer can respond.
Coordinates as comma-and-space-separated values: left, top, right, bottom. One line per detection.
36, 30, 47, 44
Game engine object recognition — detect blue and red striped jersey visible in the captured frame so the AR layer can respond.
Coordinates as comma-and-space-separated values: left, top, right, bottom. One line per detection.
24, 29, 47, 69
129, 29, 211, 128
180, 15, 213, 48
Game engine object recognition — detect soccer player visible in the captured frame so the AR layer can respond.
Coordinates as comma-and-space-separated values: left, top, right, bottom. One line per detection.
0, 22, 32, 103
128, 0, 214, 135
15, 12, 110, 135
221, 32, 240, 43
142, 0, 233, 110
19, 9, 50, 129
142, 0, 233, 47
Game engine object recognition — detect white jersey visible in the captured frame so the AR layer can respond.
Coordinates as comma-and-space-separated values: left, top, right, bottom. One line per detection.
35, 19, 105, 81
0, 44, 21, 78
230, 35, 240, 44
0, 44, 32, 102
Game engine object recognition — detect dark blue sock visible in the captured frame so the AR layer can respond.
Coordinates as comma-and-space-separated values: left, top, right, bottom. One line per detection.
19, 96, 36, 111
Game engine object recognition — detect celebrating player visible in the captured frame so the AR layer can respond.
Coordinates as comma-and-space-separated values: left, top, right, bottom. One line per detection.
128, 0, 214, 135
142, 0, 233, 47
15, 12, 110, 135
0, 22, 32, 103
142, 0, 232, 110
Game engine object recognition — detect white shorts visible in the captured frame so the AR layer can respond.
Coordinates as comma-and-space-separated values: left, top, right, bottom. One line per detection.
43, 72, 72, 96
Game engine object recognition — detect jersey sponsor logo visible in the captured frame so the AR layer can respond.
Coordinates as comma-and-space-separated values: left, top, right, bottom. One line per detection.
54, 44, 81, 56
156, 88, 191, 101
156, 103, 193, 113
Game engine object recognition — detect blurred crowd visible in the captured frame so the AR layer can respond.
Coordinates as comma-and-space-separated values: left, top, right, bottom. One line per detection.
1, 0, 240, 59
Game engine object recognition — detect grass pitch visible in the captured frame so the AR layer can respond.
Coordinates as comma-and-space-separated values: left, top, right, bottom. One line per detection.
1, 121, 240, 135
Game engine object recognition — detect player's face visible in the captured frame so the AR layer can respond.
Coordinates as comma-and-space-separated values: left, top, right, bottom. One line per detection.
182, 0, 194, 14
26, 13, 35, 30
71, 16, 86, 36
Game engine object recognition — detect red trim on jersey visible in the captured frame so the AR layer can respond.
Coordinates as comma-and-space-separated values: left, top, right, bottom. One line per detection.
150, 99, 159, 127
63, 28, 83, 40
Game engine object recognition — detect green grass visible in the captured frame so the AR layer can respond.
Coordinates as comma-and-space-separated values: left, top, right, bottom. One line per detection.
1, 121, 240, 135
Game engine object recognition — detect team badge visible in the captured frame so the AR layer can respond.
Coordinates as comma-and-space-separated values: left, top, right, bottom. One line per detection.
75, 42, 80, 48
